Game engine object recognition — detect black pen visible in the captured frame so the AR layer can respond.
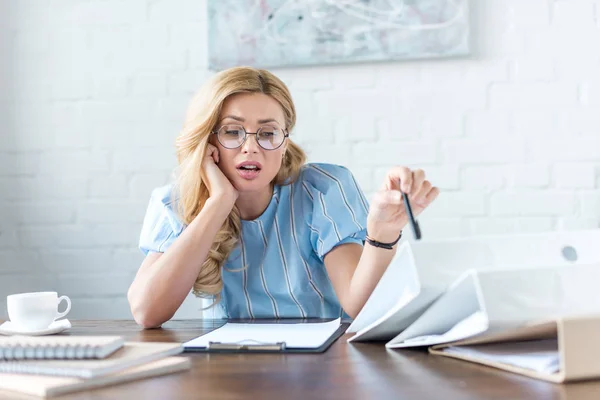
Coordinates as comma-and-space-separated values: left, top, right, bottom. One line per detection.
401, 189, 422, 240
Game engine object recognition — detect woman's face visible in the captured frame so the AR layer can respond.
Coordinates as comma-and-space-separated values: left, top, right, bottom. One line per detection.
211, 92, 288, 194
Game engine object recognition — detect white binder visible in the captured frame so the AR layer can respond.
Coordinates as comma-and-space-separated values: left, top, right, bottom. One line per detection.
429, 314, 600, 383
386, 264, 600, 348
348, 229, 600, 343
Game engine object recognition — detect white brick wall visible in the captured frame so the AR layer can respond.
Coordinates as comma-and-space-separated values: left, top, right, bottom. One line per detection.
1, 0, 600, 320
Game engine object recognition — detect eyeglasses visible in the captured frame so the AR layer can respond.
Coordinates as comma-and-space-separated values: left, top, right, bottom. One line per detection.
212, 124, 289, 150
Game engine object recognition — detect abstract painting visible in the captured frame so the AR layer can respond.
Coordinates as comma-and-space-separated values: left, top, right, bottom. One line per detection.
208, 0, 470, 70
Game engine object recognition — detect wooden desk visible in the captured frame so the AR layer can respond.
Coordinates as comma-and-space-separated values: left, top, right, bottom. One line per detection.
2, 319, 600, 400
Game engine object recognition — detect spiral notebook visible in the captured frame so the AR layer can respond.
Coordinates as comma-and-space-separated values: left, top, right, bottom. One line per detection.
0, 342, 184, 378
0, 336, 124, 360
0, 357, 191, 398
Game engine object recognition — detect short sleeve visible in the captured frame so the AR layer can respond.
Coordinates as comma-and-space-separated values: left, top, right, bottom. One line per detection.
302, 163, 370, 261
139, 185, 185, 255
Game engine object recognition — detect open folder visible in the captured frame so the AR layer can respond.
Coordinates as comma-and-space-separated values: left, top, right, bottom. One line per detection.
348, 229, 600, 343
375, 264, 600, 383
429, 315, 600, 383
385, 264, 600, 349
183, 318, 345, 353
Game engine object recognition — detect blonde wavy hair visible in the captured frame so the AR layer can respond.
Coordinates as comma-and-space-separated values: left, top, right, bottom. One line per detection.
174, 66, 307, 303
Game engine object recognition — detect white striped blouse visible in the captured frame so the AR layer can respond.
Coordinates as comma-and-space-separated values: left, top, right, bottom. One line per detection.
139, 163, 370, 319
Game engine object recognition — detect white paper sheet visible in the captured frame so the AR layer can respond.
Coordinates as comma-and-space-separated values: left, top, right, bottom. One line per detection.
183, 319, 341, 349
442, 339, 560, 374
392, 310, 489, 348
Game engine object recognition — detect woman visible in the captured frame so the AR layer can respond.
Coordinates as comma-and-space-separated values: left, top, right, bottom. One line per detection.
128, 66, 439, 328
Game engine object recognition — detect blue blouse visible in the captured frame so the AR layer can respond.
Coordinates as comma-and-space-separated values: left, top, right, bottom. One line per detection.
139, 163, 369, 319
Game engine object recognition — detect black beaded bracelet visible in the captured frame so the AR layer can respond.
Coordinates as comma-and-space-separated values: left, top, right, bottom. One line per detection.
365, 230, 403, 250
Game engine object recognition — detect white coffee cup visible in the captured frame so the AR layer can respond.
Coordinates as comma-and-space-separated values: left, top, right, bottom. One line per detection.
7, 292, 71, 331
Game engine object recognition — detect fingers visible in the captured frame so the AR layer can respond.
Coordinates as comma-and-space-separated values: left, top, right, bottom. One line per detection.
373, 190, 403, 207
384, 167, 427, 195
380, 166, 440, 207
412, 186, 438, 208
410, 169, 425, 196
206, 143, 219, 164
412, 179, 431, 204
374, 184, 438, 210
383, 166, 412, 193
424, 186, 440, 205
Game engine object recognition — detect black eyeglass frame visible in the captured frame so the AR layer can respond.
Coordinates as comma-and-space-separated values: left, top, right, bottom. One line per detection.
212, 125, 290, 150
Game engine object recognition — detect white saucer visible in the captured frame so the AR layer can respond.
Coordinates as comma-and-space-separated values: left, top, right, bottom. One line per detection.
0, 319, 72, 336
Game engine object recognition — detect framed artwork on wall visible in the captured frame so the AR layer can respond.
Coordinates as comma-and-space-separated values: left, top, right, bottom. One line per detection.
208, 0, 470, 70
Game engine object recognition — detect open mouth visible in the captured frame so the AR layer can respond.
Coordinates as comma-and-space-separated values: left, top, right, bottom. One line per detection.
236, 162, 262, 180
237, 165, 261, 171
236, 161, 263, 172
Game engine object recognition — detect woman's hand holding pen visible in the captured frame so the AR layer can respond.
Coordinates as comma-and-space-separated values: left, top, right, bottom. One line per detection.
366, 167, 439, 243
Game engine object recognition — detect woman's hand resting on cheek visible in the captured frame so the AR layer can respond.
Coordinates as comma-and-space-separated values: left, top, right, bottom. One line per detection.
201, 143, 239, 203
367, 167, 439, 243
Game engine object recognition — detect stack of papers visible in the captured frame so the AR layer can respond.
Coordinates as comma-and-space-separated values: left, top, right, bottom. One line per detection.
442, 339, 560, 374
393, 311, 488, 347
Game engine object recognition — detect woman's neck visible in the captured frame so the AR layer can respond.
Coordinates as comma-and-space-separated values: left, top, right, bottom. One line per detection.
236, 184, 275, 221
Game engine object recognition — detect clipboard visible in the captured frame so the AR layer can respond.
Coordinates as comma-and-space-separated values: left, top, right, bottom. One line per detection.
183, 321, 347, 354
